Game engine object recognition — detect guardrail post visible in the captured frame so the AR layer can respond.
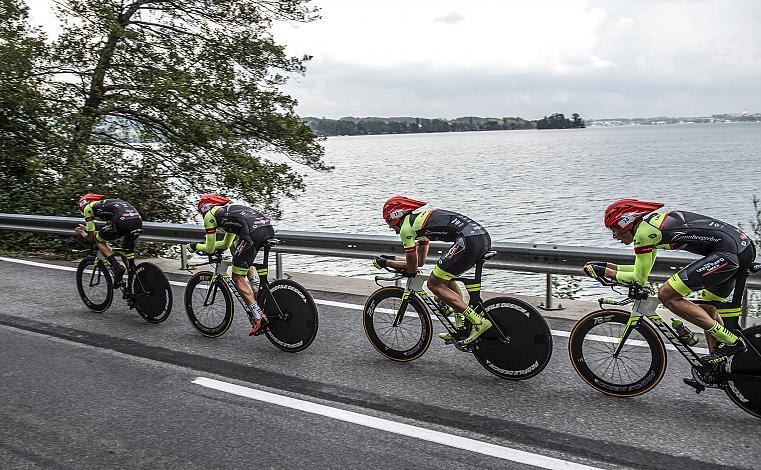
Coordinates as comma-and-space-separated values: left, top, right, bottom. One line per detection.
741, 287, 749, 328
539, 273, 564, 311
276, 252, 283, 280
180, 244, 188, 270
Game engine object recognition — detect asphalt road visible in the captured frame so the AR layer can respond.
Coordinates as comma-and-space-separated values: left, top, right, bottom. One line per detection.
1, 257, 759, 469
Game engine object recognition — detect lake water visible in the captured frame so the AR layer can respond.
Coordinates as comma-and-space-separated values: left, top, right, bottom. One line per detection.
273, 123, 761, 298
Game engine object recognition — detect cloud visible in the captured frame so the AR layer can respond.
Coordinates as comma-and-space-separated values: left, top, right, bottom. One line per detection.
433, 12, 464, 24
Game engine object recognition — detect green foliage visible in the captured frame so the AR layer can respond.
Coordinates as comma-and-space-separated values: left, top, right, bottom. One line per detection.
536, 113, 585, 130
304, 115, 535, 136
552, 275, 583, 300
1, 0, 330, 255
47, 0, 328, 219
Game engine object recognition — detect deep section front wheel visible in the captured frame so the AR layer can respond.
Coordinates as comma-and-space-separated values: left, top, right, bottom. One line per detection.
362, 287, 432, 362
472, 296, 553, 380
131, 262, 173, 323
261, 279, 319, 353
569, 309, 667, 397
724, 325, 761, 419
184, 271, 234, 337
76, 256, 113, 312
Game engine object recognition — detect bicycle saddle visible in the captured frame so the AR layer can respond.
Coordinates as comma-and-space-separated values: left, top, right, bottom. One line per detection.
264, 238, 281, 247
482, 251, 497, 261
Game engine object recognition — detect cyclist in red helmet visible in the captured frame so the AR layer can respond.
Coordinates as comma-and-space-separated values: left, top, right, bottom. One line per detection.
375, 196, 493, 345
584, 198, 756, 364
187, 194, 275, 336
73, 193, 142, 286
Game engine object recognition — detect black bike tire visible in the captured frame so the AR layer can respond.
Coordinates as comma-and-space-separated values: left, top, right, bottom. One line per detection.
262, 279, 319, 353
131, 262, 173, 324
472, 296, 553, 380
569, 309, 667, 397
724, 325, 761, 419
184, 271, 234, 337
362, 286, 432, 362
75, 256, 114, 312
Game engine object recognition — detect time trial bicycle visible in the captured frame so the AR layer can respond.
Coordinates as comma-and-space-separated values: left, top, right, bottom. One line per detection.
568, 263, 761, 418
363, 250, 553, 380
75, 238, 173, 323
183, 238, 318, 352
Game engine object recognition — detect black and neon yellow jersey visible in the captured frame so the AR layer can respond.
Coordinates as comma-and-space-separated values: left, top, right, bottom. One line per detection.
399, 209, 487, 252
82, 199, 140, 232
195, 204, 271, 253
616, 211, 752, 286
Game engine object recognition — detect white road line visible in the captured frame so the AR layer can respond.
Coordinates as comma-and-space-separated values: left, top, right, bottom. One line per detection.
0, 256, 712, 353
192, 376, 602, 470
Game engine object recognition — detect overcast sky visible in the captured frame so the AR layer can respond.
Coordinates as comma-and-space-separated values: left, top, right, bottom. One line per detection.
29, 0, 761, 119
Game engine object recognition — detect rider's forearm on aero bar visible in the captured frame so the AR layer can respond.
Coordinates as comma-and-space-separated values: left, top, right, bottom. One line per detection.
615, 251, 656, 286
214, 233, 236, 251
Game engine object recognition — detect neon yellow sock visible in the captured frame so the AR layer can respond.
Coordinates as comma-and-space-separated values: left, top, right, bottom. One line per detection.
706, 322, 738, 345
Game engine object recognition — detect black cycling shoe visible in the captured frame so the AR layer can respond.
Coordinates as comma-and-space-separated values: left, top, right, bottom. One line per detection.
112, 263, 126, 288
701, 339, 746, 365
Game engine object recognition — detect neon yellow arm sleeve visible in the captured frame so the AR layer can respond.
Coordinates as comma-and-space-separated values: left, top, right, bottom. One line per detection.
83, 204, 96, 232
195, 211, 220, 253
616, 249, 657, 286
215, 233, 236, 250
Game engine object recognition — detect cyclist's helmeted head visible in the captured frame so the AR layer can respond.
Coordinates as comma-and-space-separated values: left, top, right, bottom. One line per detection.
382, 196, 426, 228
604, 198, 664, 235
78, 193, 104, 212
198, 193, 231, 216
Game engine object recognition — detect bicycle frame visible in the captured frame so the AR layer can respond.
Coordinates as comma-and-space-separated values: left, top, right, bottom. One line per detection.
200, 243, 286, 322
611, 295, 705, 368
387, 259, 509, 341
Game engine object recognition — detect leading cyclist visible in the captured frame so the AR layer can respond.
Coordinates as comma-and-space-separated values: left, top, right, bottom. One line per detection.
187, 194, 275, 336
583, 198, 756, 364
375, 196, 492, 345
74, 193, 142, 287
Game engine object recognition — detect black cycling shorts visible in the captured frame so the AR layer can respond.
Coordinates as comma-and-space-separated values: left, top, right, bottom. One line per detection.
432, 233, 491, 281
96, 217, 142, 252
670, 244, 756, 300
230, 225, 276, 274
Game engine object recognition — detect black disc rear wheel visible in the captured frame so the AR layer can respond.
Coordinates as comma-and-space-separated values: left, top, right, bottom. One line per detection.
725, 325, 761, 418
472, 296, 553, 380
261, 279, 319, 352
76, 256, 113, 312
131, 262, 173, 323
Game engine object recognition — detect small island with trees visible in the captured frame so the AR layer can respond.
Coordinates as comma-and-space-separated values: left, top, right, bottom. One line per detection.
304, 113, 585, 136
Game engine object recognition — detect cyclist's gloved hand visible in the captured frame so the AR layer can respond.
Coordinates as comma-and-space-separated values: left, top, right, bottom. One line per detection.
373, 256, 388, 270
186, 243, 198, 254
583, 261, 607, 280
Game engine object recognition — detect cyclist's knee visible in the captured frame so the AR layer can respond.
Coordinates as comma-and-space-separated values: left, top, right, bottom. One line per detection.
658, 283, 689, 312
427, 275, 444, 292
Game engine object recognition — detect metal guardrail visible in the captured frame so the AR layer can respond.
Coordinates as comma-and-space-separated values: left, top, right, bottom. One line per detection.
1, 213, 759, 321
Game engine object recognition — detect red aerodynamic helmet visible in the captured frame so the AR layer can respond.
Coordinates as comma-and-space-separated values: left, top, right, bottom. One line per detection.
604, 198, 664, 232
382, 196, 427, 224
78, 193, 104, 211
198, 193, 230, 215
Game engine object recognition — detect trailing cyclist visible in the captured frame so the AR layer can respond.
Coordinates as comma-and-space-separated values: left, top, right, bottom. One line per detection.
375, 196, 492, 345
583, 198, 757, 364
74, 194, 142, 287
187, 194, 275, 336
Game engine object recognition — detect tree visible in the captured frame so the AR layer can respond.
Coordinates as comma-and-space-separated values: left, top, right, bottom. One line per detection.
46, 0, 328, 219
0, 0, 56, 214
